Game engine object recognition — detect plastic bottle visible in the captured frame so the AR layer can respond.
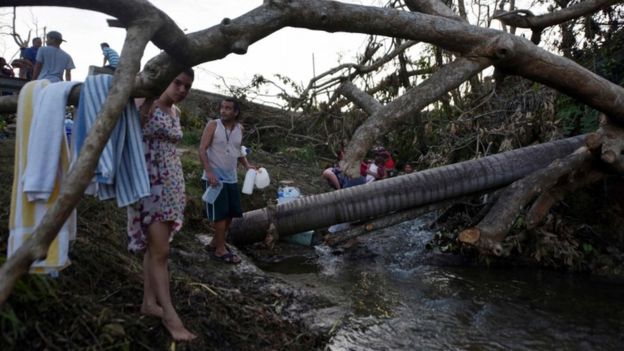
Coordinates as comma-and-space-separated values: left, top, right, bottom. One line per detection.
240, 145, 251, 157
242, 169, 256, 195
254, 167, 270, 189
202, 180, 223, 204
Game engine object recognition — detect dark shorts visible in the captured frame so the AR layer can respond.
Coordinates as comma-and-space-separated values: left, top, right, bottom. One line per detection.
331, 168, 365, 189
203, 181, 243, 221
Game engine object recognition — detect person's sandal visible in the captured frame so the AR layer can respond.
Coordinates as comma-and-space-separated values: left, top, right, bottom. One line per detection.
213, 251, 241, 264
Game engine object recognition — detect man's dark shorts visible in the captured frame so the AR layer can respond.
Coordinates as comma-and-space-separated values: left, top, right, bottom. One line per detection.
332, 167, 365, 189
203, 181, 243, 221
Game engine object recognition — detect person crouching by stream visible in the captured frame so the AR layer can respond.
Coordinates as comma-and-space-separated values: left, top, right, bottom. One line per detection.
199, 98, 255, 264
322, 165, 366, 190
127, 69, 197, 341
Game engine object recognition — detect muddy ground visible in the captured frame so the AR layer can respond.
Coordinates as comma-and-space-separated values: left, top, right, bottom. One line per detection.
0, 138, 339, 350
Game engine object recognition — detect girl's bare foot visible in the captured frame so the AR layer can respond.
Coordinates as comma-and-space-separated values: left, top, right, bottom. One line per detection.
140, 302, 164, 318
162, 313, 197, 341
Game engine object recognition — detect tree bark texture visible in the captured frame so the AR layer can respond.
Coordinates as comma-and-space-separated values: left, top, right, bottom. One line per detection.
229, 135, 585, 245
3, 0, 624, 124
494, 0, 620, 31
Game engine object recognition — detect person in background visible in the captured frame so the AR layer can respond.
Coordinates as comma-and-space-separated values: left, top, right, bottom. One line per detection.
199, 98, 255, 264
322, 165, 366, 190
128, 69, 197, 341
19, 37, 42, 80
100, 42, 119, 71
0, 57, 14, 77
401, 163, 414, 175
365, 153, 387, 183
33, 31, 75, 82
377, 147, 397, 177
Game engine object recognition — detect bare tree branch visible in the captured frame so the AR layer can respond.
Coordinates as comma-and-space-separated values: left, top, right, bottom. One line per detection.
493, 0, 620, 30
340, 56, 492, 176
336, 80, 382, 114
3, 0, 624, 122
404, 0, 466, 22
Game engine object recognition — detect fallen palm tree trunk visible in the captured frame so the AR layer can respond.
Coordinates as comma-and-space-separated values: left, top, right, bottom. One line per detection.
229, 135, 585, 245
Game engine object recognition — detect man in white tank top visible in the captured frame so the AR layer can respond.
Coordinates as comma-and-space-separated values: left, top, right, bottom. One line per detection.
199, 98, 254, 264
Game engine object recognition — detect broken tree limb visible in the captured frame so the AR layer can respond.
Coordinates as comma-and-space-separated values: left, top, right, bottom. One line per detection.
599, 114, 624, 169
458, 146, 595, 253
340, 56, 492, 176
336, 80, 382, 115
0, 25, 156, 305
526, 169, 607, 230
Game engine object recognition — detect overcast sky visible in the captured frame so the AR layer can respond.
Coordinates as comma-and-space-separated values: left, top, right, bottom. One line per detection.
1, 0, 383, 98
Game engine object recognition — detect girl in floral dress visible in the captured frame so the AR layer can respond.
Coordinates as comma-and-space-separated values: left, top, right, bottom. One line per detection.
127, 69, 196, 342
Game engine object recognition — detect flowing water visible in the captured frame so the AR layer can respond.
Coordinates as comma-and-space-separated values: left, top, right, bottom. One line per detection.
261, 218, 624, 350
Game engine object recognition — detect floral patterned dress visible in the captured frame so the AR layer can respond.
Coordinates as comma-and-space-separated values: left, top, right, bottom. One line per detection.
127, 105, 185, 252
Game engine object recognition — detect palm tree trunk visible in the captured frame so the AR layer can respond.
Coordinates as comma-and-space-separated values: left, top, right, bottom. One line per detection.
229, 135, 585, 245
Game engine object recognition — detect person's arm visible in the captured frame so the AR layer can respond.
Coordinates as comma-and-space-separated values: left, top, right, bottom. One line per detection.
199, 120, 218, 186
377, 166, 387, 179
238, 155, 254, 170
32, 62, 42, 80
65, 69, 71, 81
236, 125, 255, 170
136, 98, 155, 126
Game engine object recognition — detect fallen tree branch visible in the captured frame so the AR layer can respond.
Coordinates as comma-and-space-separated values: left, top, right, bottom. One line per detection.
526, 169, 606, 230
0, 24, 156, 305
341, 56, 492, 176
459, 146, 595, 254
599, 114, 624, 172
336, 80, 382, 115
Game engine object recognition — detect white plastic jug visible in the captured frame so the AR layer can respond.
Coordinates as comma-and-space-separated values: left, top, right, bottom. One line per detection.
242, 169, 256, 195
202, 181, 223, 204
254, 167, 270, 189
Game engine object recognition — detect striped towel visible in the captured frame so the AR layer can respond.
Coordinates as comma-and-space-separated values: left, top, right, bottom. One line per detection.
23, 81, 81, 201
8, 80, 77, 274
73, 74, 150, 207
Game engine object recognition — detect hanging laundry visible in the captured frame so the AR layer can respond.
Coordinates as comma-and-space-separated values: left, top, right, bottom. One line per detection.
73, 74, 150, 207
22, 81, 81, 201
9, 80, 76, 274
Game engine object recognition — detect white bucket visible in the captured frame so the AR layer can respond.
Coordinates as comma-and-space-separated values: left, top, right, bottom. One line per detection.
242, 169, 256, 195
255, 167, 270, 189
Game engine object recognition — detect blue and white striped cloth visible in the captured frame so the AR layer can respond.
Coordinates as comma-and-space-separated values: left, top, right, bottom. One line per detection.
73, 74, 150, 207
102, 47, 119, 68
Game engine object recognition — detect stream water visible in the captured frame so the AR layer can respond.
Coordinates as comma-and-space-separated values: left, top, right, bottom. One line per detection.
259, 218, 624, 350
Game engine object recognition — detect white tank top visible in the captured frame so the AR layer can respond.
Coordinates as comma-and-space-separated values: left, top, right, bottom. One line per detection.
202, 119, 242, 183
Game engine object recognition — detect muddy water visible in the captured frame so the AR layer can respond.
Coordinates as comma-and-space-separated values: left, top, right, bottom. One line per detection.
260, 218, 624, 350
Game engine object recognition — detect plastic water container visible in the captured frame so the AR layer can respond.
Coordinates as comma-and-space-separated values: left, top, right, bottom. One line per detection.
240, 145, 251, 157
242, 169, 256, 195
202, 181, 223, 204
277, 186, 301, 204
254, 167, 270, 189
